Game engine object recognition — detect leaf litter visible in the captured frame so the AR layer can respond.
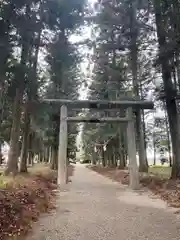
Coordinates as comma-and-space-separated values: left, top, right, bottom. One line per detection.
0, 164, 74, 239
89, 166, 180, 210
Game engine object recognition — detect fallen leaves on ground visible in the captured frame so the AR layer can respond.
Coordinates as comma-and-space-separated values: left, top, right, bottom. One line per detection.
89, 166, 180, 209
0, 164, 74, 239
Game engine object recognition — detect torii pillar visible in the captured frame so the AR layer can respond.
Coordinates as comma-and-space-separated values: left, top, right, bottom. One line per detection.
58, 105, 68, 187
126, 107, 139, 189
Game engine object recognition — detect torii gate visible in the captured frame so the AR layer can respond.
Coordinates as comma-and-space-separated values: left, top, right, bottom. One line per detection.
42, 98, 153, 190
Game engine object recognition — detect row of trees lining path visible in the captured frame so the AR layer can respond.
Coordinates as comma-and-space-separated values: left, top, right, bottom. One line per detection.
1, 0, 180, 180
81, 0, 180, 179
0, 0, 86, 175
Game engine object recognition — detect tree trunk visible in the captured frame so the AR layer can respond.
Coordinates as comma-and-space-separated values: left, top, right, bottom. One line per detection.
164, 105, 172, 166
171, 1, 180, 89
153, 0, 180, 178
153, 132, 156, 166
19, 104, 30, 172
4, 88, 23, 175
28, 152, 34, 166
51, 146, 58, 170
101, 147, 106, 167
49, 146, 52, 164
118, 131, 126, 169
167, 99, 180, 178
142, 109, 148, 165
91, 151, 96, 165
44, 147, 50, 163
104, 150, 108, 167
39, 152, 43, 163
175, 53, 180, 90
107, 150, 111, 167
136, 112, 148, 172
112, 146, 117, 167
4, 4, 32, 176
119, 150, 126, 169
19, 17, 42, 172
0, 144, 3, 165
108, 147, 115, 167
28, 132, 34, 166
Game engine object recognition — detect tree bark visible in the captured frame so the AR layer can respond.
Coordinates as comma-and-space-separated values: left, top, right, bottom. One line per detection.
91, 151, 96, 165
51, 146, 58, 170
101, 147, 106, 167
118, 130, 126, 169
167, 99, 180, 178
164, 105, 172, 166
4, 88, 23, 175
153, 0, 180, 178
28, 152, 34, 166
119, 149, 126, 169
4, 3, 32, 175
44, 147, 50, 163
0, 143, 3, 165
19, 13, 42, 172
19, 103, 30, 172
136, 112, 148, 172
49, 146, 52, 164
28, 132, 34, 166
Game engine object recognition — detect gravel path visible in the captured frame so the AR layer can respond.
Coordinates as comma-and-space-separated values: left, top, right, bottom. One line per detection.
27, 164, 180, 240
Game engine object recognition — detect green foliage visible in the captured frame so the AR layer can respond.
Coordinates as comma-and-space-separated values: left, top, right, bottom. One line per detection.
0, 0, 86, 171
31, 0, 86, 153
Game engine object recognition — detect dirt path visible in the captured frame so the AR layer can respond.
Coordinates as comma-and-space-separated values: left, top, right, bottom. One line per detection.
27, 164, 180, 240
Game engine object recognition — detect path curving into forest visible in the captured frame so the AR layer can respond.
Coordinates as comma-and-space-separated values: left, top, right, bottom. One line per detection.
27, 163, 180, 240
